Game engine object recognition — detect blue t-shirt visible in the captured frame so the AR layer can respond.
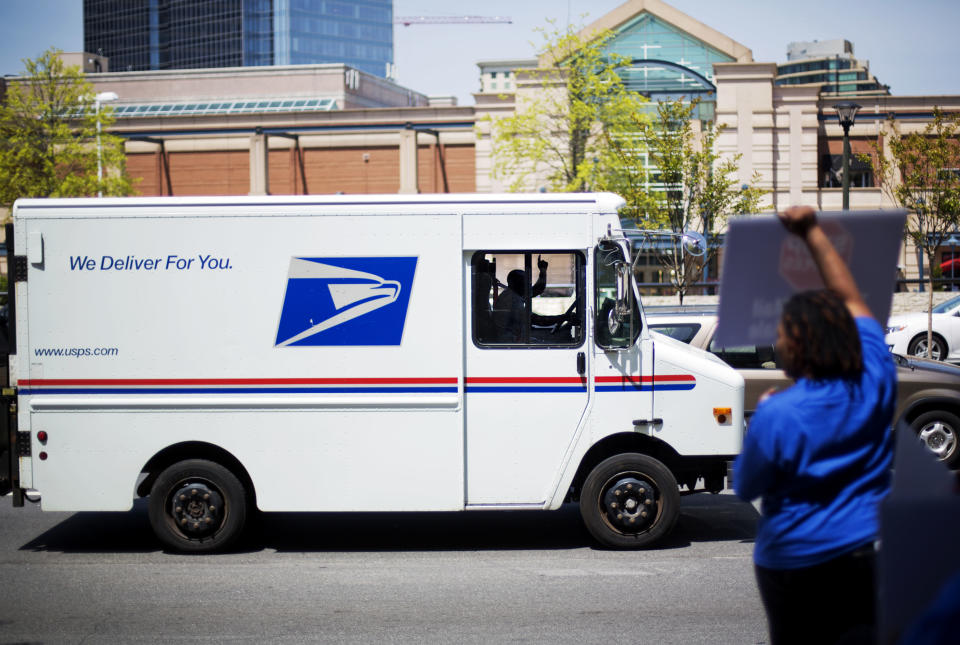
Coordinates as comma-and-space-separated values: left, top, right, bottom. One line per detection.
734, 316, 897, 569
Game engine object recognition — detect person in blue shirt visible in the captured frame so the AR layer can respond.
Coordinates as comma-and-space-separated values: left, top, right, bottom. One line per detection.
734, 205, 897, 645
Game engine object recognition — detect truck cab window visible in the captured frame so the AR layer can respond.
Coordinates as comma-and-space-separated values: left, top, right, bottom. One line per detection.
471, 251, 583, 347
595, 241, 641, 348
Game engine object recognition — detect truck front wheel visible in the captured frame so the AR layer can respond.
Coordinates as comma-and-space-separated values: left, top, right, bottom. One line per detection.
148, 459, 248, 553
580, 453, 679, 548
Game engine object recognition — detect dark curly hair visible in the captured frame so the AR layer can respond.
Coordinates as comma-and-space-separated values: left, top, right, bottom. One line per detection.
778, 290, 863, 381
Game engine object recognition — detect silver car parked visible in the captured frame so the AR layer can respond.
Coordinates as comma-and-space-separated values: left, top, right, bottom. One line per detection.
646, 306, 960, 467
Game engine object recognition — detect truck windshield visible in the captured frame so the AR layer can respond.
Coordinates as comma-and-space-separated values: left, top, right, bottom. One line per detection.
594, 241, 641, 348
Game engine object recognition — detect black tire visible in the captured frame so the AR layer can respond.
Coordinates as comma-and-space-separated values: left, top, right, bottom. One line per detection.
148, 459, 248, 553
911, 410, 960, 468
579, 453, 680, 548
908, 333, 947, 361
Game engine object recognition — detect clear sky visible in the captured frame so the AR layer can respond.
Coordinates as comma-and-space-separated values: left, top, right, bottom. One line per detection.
2, 0, 958, 106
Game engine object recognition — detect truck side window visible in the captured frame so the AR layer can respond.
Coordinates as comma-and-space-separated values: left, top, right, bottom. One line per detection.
471, 251, 584, 348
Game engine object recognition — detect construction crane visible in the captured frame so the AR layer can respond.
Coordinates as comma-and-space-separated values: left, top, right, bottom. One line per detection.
394, 15, 512, 27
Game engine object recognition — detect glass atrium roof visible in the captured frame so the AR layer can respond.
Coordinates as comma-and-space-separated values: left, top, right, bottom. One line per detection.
618, 61, 715, 94
111, 97, 338, 117
603, 14, 734, 86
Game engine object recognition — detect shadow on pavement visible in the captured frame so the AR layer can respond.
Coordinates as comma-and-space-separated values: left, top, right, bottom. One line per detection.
670, 493, 758, 546
19, 494, 757, 554
18, 498, 158, 554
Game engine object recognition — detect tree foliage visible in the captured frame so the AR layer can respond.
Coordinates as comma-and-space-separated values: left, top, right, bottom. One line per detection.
487, 22, 647, 193
603, 98, 765, 303
865, 108, 960, 355
0, 49, 133, 210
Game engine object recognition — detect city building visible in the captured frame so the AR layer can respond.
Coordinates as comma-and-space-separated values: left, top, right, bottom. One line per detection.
776, 38, 889, 98
83, 0, 394, 77
70, 62, 468, 196
475, 0, 753, 199
58, 51, 110, 73
476, 59, 533, 94
7, 0, 949, 286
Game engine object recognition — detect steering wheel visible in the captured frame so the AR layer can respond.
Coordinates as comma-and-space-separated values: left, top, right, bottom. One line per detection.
551, 301, 578, 336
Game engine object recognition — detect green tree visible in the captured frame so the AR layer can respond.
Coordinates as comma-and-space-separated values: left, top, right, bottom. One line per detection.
0, 48, 133, 210
864, 108, 960, 357
486, 22, 647, 193
603, 98, 764, 303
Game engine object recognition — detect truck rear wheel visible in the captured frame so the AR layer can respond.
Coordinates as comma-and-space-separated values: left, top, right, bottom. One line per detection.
580, 453, 679, 548
148, 459, 248, 553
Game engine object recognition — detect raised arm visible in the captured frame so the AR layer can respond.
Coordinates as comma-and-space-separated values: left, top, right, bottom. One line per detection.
532, 255, 548, 297
779, 206, 873, 320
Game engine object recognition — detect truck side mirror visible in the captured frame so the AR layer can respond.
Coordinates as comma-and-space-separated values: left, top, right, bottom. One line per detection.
614, 261, 632, 326
681, 231, 707, 257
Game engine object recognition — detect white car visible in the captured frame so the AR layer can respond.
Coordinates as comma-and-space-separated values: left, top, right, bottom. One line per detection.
886, 294, 960, 362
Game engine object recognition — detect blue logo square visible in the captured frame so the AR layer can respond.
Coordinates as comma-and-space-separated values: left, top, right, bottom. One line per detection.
275, 257, 418, 346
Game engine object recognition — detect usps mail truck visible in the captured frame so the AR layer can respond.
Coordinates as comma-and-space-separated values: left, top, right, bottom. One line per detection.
0, 193, 743, 552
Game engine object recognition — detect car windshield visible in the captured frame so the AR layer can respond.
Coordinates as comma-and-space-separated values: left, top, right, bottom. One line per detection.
650, 323, 701, 344
932, 294, 960, 314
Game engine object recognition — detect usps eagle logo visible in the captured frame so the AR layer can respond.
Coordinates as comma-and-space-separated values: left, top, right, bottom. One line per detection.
275, 257, 418, 346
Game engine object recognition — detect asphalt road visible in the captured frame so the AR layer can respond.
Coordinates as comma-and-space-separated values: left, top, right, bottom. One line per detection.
0, 492, 767, 644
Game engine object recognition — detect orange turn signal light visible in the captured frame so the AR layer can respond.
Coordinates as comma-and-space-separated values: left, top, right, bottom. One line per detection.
713, 407, 732, 424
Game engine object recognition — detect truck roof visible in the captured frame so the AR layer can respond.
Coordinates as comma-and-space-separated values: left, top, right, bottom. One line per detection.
13, 192, 627, 218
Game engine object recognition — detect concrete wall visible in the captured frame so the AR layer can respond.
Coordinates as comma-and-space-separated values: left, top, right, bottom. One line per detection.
89, 63, 429, 109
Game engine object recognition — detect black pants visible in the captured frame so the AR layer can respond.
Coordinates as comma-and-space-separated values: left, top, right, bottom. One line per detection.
755, 543, 877, 645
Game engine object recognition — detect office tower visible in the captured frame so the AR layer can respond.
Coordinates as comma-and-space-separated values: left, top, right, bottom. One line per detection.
83, 0, 393, 77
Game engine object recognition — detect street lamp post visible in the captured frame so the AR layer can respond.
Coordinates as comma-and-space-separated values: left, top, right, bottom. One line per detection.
94, 91, 119, 197
834, 101, 861, 211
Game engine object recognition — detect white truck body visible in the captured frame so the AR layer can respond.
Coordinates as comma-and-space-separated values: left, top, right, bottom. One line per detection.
2, 193, 743, 550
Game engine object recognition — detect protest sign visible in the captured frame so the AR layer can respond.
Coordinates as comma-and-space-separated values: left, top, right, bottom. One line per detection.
715, 210, 906, 347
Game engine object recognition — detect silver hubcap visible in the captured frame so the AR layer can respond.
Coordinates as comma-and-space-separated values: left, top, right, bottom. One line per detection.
913, 339, 943, 361
919, 421, 957, 460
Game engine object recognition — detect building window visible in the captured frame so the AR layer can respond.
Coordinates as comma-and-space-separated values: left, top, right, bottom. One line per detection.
820, 154, 874, 188
938, 246, 960, 288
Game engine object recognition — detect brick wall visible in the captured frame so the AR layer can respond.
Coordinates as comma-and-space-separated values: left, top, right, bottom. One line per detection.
127, 150, 250, 196
127, 143, 476, 196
